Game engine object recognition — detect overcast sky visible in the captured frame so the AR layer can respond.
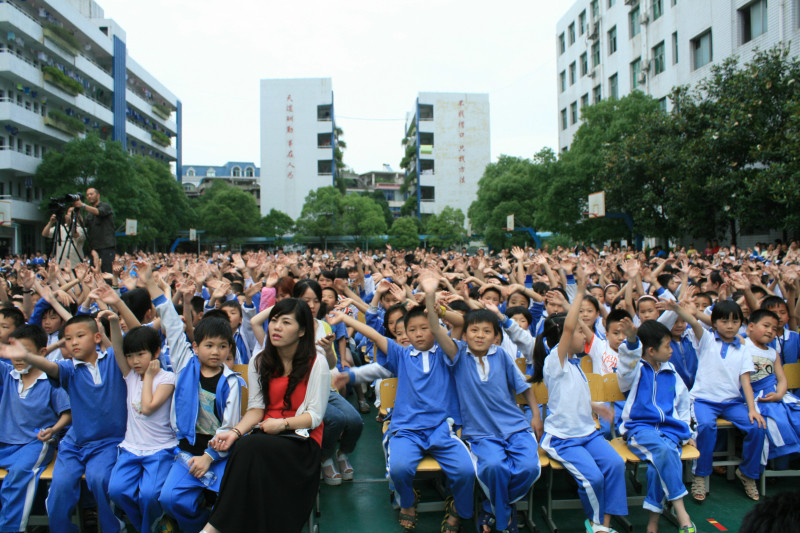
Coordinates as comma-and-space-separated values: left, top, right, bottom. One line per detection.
97, 0, 563, 174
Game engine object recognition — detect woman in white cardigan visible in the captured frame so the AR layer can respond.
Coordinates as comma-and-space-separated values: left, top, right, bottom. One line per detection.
202, 298, 331, 533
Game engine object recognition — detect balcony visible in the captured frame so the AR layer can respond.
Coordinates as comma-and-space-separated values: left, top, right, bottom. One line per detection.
0, 148, 40, 174
0, 100, 72, 142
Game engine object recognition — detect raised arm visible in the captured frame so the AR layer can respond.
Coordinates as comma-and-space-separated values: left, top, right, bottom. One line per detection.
0, 338, 60, 379
326, 310, 388, 355
557, 269, 586, 366
420, 274, 457, 359
99, 310, 128, 376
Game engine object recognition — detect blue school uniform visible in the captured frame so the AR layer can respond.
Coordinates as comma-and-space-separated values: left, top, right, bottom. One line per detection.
539, 348, 627, 524
619, 339, 692, 514
670, 330, 698, 390
379, 339, 473, 518
47, 349, 127, 533
769, 327, 800, 366
0, 368, 69, 533
446, 341, 540, 528
690, 332, 766, 479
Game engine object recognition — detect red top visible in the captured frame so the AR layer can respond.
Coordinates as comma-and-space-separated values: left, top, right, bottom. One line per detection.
263, 360, 323, 447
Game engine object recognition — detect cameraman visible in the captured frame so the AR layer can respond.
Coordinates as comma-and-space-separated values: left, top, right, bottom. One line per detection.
42, 207, 85, 268
73, 187, 115, 274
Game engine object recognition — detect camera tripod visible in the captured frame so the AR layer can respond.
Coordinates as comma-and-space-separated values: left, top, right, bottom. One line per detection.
49, 209, 88, 268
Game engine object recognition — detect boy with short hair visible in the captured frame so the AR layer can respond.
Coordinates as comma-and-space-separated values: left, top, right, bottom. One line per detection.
761, 296, 800, 366
0, 324, 71, 533
0, 314, 127, 533
0, 307, 26, 344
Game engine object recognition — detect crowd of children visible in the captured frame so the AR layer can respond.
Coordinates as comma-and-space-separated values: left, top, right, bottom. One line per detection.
0, 242, 797, 533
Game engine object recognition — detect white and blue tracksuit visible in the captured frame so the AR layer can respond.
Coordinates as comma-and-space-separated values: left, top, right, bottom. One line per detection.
47, 350, 128, 533
0, 367, 70, 533
152, 294, 243, 533
446, 340, 540, 529
690, 332, 766, 479
539, 348, 627, 523
379, 339, 474, 519
619, 340, 692, 513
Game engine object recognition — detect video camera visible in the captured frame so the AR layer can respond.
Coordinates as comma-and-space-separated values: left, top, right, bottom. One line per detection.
48, 193, 84, 215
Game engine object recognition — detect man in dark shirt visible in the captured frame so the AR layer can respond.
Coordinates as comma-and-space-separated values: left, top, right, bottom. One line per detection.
73, 187, 115, 274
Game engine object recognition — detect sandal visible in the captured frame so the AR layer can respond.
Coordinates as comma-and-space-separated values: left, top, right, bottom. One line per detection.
336, 450, 354, 481
691, 475, 707, 503
441, 496, 461, 533
399, 489, 421, 531
735, 468, 760, 500
584, 520, 615, 533
503, 504, 519, 533
678, 522, 697, 533
477, 510, 495, 533
358, 399, 371, 413
321, 458, 342, 486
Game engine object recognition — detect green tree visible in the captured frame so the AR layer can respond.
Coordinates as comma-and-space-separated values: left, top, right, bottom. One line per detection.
333, 127, 348, 193
425, 206, 466, 249
196, 180, 260, 244
388, 216, 420, 249
295, 186, 343, 248
133, 156, 195, 247
261, 208, 294, 242
341, 194, 387, 248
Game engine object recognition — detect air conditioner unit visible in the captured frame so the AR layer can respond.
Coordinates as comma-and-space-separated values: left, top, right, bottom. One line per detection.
637, 72, 647, 84
640, 13, 649, 24
589, 68, 598, 78
588, 23, 599, 40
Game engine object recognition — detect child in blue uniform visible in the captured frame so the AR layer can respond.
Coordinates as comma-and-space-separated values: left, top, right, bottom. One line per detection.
0, 325, 71, 533
0, 314, 127, 533
363, 275, 474, 532
760, 296, 800, 366
429, 278, 542, 533
617, 318, 697, 533
686, 299, 766, 502
140, 262, 244, 533
533, 271, 627, 533
107, 323, 178, 533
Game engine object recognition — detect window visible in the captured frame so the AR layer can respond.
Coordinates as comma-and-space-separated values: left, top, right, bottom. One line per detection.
317, 160, 333, 175
420, 186, 435, 202
609, 0, 616, 6
317, 132, 332, 148
561, 108, 568, 130
593, 85, 602, 103
317, 104, 332, 121
630, 6, 641, 36
631, 58, 642, 89
672, 32, 679, 63
206, 168, 215, 177
608, 26, 617, 55
569, 62, 577, 85
652, 41, 665, 74
420, 159, 434, 174
187, 168, 195, 177
581, 93, 590, 114
419, 104, 434, 120
560, 71, 566, 92
591, 0, 599, 19
580, 53, 589, 76
658, 97, 667, 111
741, 0, 768, 43
568, 23, 576, 45
692, 30, 712, 69
245, 167, 254, 177
558, 33, 566, 54
232, 166, 241, 177
591, 42, 601, 67
652, 0, 663, 20
609, 73, 619, 99
570, 102, 578, 124
579, 11, 587, 35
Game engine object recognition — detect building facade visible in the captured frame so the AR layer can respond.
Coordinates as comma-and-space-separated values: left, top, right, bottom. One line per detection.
556, 0, 799, 150
342, 167, 406, 218
260, 77, 335, 220
401, 92, 490, 226
0, 0, 181, 255
182, 161, 260, 209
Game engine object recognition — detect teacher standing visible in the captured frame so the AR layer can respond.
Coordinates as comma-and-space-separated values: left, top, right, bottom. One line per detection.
73, 187, 115, 273
203, 298, 330, 533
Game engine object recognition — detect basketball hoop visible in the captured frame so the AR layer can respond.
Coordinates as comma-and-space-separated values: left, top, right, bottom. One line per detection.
582, 212, 600, 219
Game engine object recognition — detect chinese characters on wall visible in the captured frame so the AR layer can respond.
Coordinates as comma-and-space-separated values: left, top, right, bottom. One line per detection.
458, 99, 465, 184
286, 94, 294, 179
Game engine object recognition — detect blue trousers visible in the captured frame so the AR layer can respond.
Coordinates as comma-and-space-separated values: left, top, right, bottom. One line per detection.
471, 430, 540, 529
46, 438, 124, 533
626, 429, 688, 513
387, 421, 474, 518
541, 431, 627, 523
321, 391, 364, 459
158, 456, 228, 533
108, 448, 174, 533
692, 399, 766, 479
0, 440, 55, 533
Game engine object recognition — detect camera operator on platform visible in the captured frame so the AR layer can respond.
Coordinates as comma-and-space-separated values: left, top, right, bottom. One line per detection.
73, 187, 115, 273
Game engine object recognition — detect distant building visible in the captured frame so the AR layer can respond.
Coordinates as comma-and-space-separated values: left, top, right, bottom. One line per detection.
0, 0, 181, 255
402, 92, 490, 226
182, 162, 260, 208
556, 0, 800, 150
343, 167, 406, 217
260, 78, 335, 220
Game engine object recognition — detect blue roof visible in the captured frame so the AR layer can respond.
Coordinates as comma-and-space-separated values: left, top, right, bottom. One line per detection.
183, 161, 260, 178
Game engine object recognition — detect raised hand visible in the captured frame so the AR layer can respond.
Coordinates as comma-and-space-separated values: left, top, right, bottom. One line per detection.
145, 360, 161, 377
90, 284, 121, 306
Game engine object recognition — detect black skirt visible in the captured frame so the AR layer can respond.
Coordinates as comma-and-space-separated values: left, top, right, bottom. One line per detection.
209, 432, 321, 533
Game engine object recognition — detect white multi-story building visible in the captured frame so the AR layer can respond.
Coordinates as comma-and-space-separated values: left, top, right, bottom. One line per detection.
260, 78, 335, 220
556, 0, 799, 150
0, 0, 180, 255
402, 92, 490, 225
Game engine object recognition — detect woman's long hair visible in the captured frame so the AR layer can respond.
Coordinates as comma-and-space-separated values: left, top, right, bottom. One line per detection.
254, 298, 316, 415
292, 279, 327, 319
